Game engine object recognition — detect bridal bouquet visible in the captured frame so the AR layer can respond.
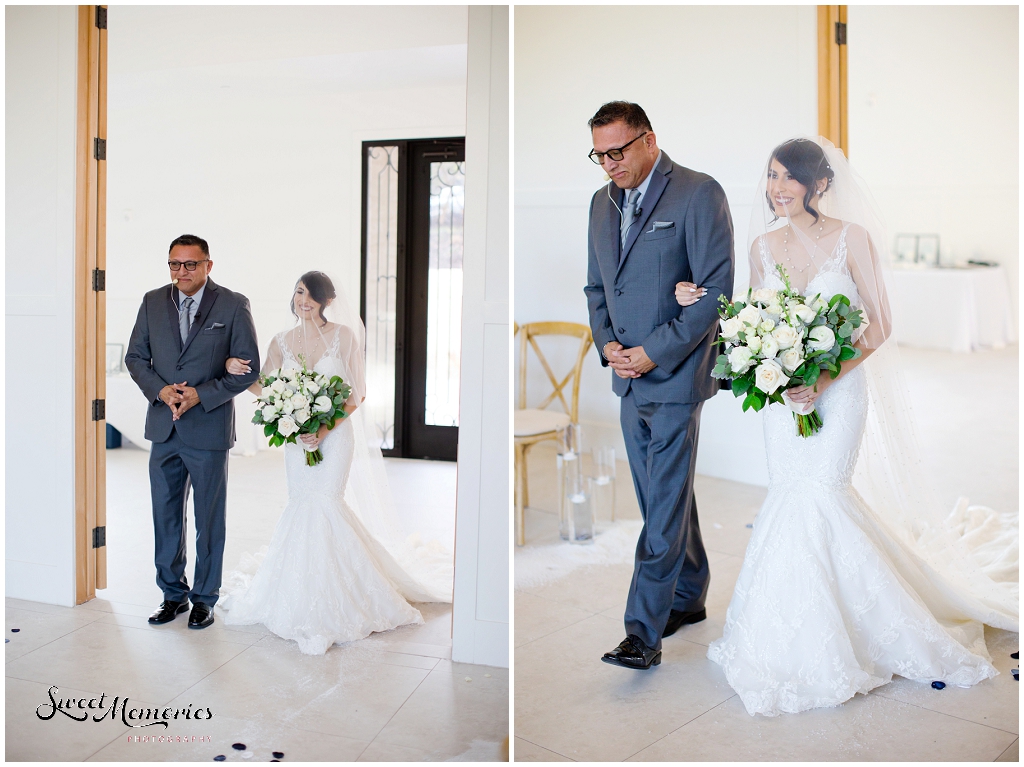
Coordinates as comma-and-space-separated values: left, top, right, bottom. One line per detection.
711, 265, 864, 437
251, 359, 352, 466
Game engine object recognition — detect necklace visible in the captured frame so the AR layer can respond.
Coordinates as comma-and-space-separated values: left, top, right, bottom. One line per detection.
781, 216, 828, 273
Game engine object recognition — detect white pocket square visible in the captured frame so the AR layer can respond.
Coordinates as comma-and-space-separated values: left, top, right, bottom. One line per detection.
646, 221, 675, 233
208, 322, 225, 329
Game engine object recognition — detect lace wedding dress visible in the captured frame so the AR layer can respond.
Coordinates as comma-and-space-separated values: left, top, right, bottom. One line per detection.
220, 325, 452, 655
707, 228, 1016, 716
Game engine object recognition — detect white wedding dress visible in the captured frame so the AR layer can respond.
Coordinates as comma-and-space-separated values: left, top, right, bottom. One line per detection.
708, 229, 1016, 716
220, 326, 452, 655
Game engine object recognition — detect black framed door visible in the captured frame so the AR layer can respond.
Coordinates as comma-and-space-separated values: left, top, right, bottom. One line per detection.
361, 138, 464, 461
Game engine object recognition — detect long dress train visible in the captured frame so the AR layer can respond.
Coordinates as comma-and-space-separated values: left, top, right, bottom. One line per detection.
707, 233, 1016, 716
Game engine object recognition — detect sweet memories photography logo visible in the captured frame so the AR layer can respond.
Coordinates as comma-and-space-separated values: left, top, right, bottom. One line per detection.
36, 685, 213, 729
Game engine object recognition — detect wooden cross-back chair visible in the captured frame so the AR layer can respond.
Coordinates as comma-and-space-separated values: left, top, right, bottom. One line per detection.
514, 321, 593, 546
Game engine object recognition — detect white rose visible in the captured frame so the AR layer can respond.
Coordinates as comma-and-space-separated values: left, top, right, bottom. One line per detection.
754, 359, 789, 395
746, 335, 762, 354
293, 409, 310, 426
737, 304, 761, 327
807, 325, 837, 353
811, 296, 829, 314
772, 323, 800, 350
306, 381, 320, 395
277, 415, 298, 437
720, 317, 743, 341
280, 387, 294, 399
792, 304, 818, 325
314, 395, 333, 413
261, 404, 279, 422
271, 379, 286, 394
750, 288, 777, 305
728, 346, 755, 374
760, 334, 780, 359
765, 301, 783, 317
779, 347, 804, 372
279, 399, 295, 415
258, 385, 275, 401
290, 394, 309, 412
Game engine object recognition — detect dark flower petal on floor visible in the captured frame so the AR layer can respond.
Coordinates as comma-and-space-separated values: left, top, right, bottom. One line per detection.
213, 756, 226, 762
272, 752, 284, 759
931, 681, 946, 689
232, 743, 246, 751
11, 629, 19, 632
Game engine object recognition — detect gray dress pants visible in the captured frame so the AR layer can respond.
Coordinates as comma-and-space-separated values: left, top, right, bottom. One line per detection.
149, 428, 229, 606
620, 388, 710, 651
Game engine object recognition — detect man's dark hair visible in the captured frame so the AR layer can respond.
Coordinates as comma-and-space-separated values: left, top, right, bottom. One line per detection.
168, 234, 210, 257
588, 101, 653, 133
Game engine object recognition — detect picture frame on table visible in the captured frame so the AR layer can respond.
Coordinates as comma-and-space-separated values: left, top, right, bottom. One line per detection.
916, 234, 940, 267
894, 234, 918, 263
106, 342, 124, 374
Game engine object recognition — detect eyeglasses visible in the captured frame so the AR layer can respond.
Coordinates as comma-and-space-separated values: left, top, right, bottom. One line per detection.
588, 132, 648, 165
167, 260, 209, 271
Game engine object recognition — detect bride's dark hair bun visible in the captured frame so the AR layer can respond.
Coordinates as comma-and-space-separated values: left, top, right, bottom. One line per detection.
291, 271, 336, 325
767, 139, 835, 224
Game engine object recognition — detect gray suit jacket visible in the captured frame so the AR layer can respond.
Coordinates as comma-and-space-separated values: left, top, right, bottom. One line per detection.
126, 278, 260, 450
585, 151, 735, 404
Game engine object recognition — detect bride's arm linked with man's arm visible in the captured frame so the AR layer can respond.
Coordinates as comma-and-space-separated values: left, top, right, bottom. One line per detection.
225, 326, 364, 450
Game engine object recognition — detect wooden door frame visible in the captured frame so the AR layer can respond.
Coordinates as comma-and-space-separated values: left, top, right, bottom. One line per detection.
74, 4, 107, 604
818, 5, 848, 154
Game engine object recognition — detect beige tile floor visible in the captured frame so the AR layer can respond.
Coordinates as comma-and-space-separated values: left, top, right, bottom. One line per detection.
7, 451, 508, 761
515, 345, 1019, 762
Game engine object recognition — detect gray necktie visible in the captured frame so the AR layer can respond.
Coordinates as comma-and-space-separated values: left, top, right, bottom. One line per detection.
621, 188, 640, 249
179, 296, 194, 342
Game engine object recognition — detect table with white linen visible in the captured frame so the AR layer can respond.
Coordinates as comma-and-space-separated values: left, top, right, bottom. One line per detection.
888, 264, 1016, 352
105, 373, 262, 455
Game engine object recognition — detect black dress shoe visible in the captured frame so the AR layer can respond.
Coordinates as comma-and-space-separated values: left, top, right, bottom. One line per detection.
663, 607, 707, 638
188, 602, 214, 629
601, 634, 661, 669
148, 600, 189, 625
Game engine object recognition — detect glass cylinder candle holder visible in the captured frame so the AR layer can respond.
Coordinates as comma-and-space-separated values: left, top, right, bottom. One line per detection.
557, 449, 581, 541
591, 446, 617, 523
565, 472, 595, 544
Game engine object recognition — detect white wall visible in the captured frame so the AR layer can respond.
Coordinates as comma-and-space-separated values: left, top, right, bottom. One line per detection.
106, 6, 470, 368
5, 6, 80, 605
452, 5, 509, 668
514, 6, 819, 486
848, 5, 1018, 317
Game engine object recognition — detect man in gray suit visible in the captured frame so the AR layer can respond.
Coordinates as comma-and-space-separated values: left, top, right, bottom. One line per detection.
126, 234, 260, 629
584, 102, 734, 669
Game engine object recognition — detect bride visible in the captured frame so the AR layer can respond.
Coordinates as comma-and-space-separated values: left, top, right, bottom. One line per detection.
218, 271, 453, 655
675, 137, 1018, 716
